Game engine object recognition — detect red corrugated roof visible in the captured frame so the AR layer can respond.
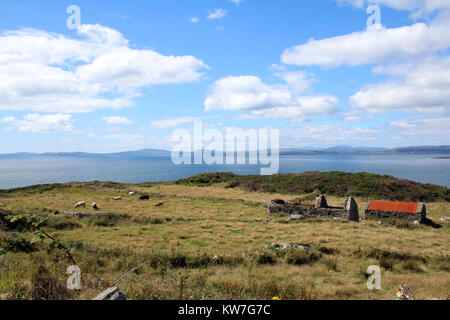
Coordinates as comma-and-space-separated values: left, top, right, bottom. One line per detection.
367, 201, 419, 214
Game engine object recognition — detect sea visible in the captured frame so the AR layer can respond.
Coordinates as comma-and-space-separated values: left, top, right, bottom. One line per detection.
0, 154, 449, 189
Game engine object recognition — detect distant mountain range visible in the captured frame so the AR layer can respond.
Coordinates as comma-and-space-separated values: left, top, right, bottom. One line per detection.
0, 145, 449, 158
0, 149, 171, 159
280, 145, 450, 155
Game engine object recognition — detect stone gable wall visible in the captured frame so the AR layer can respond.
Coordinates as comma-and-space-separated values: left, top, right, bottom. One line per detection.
267, 195, 359, 222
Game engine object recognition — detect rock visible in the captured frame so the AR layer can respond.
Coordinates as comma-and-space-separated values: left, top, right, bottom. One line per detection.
441, 216, 450, 222
396, 284, 415, 300
62, 210, 93, 218
290, 214, 305, 221
93, 287, 127, 300
315, 195, 328, 209
272, 199, 289, 205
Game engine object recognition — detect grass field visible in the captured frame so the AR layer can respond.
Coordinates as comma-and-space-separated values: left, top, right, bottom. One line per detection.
0, 177, 449, 300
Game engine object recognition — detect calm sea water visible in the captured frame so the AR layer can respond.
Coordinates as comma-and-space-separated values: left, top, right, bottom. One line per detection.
0, 155, 449, 189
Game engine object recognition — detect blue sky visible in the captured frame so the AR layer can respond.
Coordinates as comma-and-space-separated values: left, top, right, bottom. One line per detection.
0, 0, 449, 153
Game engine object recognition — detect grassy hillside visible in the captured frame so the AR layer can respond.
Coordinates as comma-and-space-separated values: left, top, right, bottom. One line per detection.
0, 176, 449, 300
176, 172, 450, 202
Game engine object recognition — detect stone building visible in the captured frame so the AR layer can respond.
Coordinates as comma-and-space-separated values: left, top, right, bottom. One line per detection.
267, 195, 359, 222
364, 200, 426, 223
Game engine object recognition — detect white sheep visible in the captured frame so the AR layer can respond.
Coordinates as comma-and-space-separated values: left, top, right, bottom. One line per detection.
75, 201, 86, 209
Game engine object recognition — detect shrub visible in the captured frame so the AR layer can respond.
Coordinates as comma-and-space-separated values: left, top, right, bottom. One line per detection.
176, 172, 449, 202
187, 254, 212, 268
379, 256, 395, 271
31, 262, 72, 300
169, 253, 187, 268
286, 249, 321, 266
0, 233, 36, 254
402, 259, 423, 273
45, 216, 82, 230
87, 213, 129, 227
255, 251, 277, 265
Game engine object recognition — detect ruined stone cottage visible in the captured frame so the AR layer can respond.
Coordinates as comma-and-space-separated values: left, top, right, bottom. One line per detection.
267, 195, 359, 222
364, 200, 426, 223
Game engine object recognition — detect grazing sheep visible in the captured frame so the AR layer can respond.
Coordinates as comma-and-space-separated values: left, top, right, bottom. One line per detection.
92, 203, 99, 210
75, 201, 86, 209
155, 202, 164, 207
113, 196, 122, 201
129, 192, 136, 196
139, 195, 150, 201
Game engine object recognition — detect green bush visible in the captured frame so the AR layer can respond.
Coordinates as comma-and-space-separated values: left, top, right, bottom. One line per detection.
402, 259, 423, 273
176, 172, 449, 202
255, 251, 277, 265
379, 256, 395, 271
87, 213, 129, 227
0, 232, 37, 254
285, 249, 321, 266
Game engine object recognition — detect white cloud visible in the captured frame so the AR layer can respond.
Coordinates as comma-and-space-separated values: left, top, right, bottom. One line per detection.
229, 0, 244, 4
389, 117, 450, 142
1, 116, 15, 123
276, 71, 316, 94
282, 18, 450, 68
187, 16, 200, 23
205, 75, 338, 121
350, 56, 450, 114
0, 24, 208, 113
102, 116, 134, 125
6, 114, 73, 132
207, 9, 228, 20
280, 124, 380, 148
150, 116, 213, 129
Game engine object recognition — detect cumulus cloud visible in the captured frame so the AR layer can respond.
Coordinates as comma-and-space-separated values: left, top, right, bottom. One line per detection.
281, 19, 450, 68
204, 75, 338, 121
207, 9, 228, 20
0, 24, 208, 113
5, 114, 73, 132
349, 56, 450, 114
229, 0, 244, 4
102, 116, 134, 125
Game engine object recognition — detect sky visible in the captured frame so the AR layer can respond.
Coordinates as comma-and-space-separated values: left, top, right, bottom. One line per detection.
0, 0, 449, 153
